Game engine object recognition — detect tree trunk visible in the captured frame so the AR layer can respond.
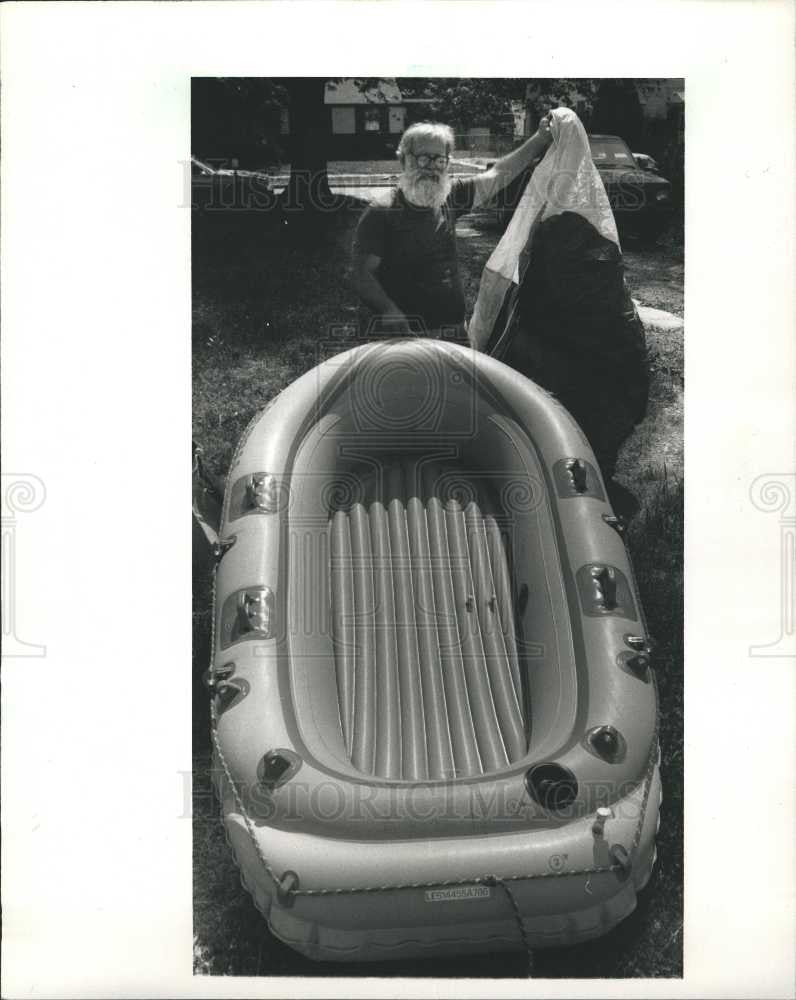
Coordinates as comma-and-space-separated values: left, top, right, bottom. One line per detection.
281, 78, 334, 214
592, 80, 643, 149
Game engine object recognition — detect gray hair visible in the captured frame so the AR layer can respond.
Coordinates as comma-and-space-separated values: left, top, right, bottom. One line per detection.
396, 122, 455, 163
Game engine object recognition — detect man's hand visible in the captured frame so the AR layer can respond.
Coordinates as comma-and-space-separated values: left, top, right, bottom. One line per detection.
472, 113, 555, 209
351, 252, 413, 334
537, 112, 554, 146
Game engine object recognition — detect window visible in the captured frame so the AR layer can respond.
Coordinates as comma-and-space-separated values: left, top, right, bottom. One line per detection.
363, 108, 381, 133
332, 107, 356, 135
388, 107, 406, 134
588, 137, 638, 167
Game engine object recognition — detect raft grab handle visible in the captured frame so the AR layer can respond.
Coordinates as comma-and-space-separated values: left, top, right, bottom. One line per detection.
576, 564, 637, 620
227, 472, 285, 521
219, 586, 276, 648
247, 472, 280, 512
554, 457, 605, 500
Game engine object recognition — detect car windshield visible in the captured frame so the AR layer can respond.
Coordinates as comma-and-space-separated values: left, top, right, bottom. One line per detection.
589, 138, 638, 167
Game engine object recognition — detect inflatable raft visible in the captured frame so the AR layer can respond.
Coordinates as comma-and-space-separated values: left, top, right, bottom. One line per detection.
207, 339, 660, 962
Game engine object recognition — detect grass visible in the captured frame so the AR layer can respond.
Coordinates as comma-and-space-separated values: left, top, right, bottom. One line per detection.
192, 194, 684, 978
622, 216, 685, 318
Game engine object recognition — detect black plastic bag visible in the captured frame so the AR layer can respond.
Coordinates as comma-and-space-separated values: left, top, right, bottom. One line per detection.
501, 212, 650, 477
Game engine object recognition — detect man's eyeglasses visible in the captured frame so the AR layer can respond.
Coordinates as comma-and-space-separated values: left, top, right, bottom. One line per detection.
412, 153, 450, 169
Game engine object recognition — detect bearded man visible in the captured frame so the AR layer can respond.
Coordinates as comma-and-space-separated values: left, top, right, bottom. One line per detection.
352, 118, 552, 339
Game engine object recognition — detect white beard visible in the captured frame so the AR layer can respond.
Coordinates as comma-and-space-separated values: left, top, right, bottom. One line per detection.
398, 171, 453, 211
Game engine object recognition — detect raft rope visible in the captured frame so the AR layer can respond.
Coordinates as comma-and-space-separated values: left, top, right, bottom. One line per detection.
488, 876, 534, 976
193, 441, 224, 502
632, 671, 661, 857
208, 640, 658, 971
289, 864, 618, 896
208, 594, 659, 880
207, 565, 283, 892
208, 679, 658, 901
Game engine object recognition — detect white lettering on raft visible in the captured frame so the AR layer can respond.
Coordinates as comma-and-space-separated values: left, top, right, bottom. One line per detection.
424, 885, 491, 903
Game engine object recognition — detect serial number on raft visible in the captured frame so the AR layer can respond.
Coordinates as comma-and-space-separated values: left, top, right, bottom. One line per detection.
424, 886, 492, 903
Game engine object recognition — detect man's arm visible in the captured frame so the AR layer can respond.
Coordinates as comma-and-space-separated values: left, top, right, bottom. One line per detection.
472, 117, 553, 209
351, 205, 413, 334
351, 252, 412, 334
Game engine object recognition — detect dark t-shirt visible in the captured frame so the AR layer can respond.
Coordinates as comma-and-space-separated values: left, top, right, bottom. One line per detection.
353, 178, 478, 333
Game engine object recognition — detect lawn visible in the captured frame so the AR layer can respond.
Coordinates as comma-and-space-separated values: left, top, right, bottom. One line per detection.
192, 194, 684, 979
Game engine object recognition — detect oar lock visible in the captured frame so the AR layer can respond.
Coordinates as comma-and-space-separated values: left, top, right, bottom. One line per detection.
590, 565, 618, 610
554, 457, 605, 501
238, 587, 275, 637
565, 458, 589, 493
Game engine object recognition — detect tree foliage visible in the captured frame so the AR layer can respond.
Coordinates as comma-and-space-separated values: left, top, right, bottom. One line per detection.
423, 78, 524, 132
590, 79, 644, 146
524, 79, 599, 118
191, 78, 287, 165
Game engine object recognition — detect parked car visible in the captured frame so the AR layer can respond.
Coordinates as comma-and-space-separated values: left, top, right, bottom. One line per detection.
492, 134, 674, 243
632, 152, 660, 173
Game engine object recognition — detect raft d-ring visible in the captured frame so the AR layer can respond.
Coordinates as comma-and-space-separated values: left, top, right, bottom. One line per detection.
602, 513, 626, 535
212, 536, 237, 562
625, 633, 655, 656
203, 661, 235, 691
277, 870, 300, 901
610, 844, 633, 877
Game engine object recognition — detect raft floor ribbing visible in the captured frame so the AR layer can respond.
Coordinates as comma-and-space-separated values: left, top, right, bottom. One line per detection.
329, 461, 528, 782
